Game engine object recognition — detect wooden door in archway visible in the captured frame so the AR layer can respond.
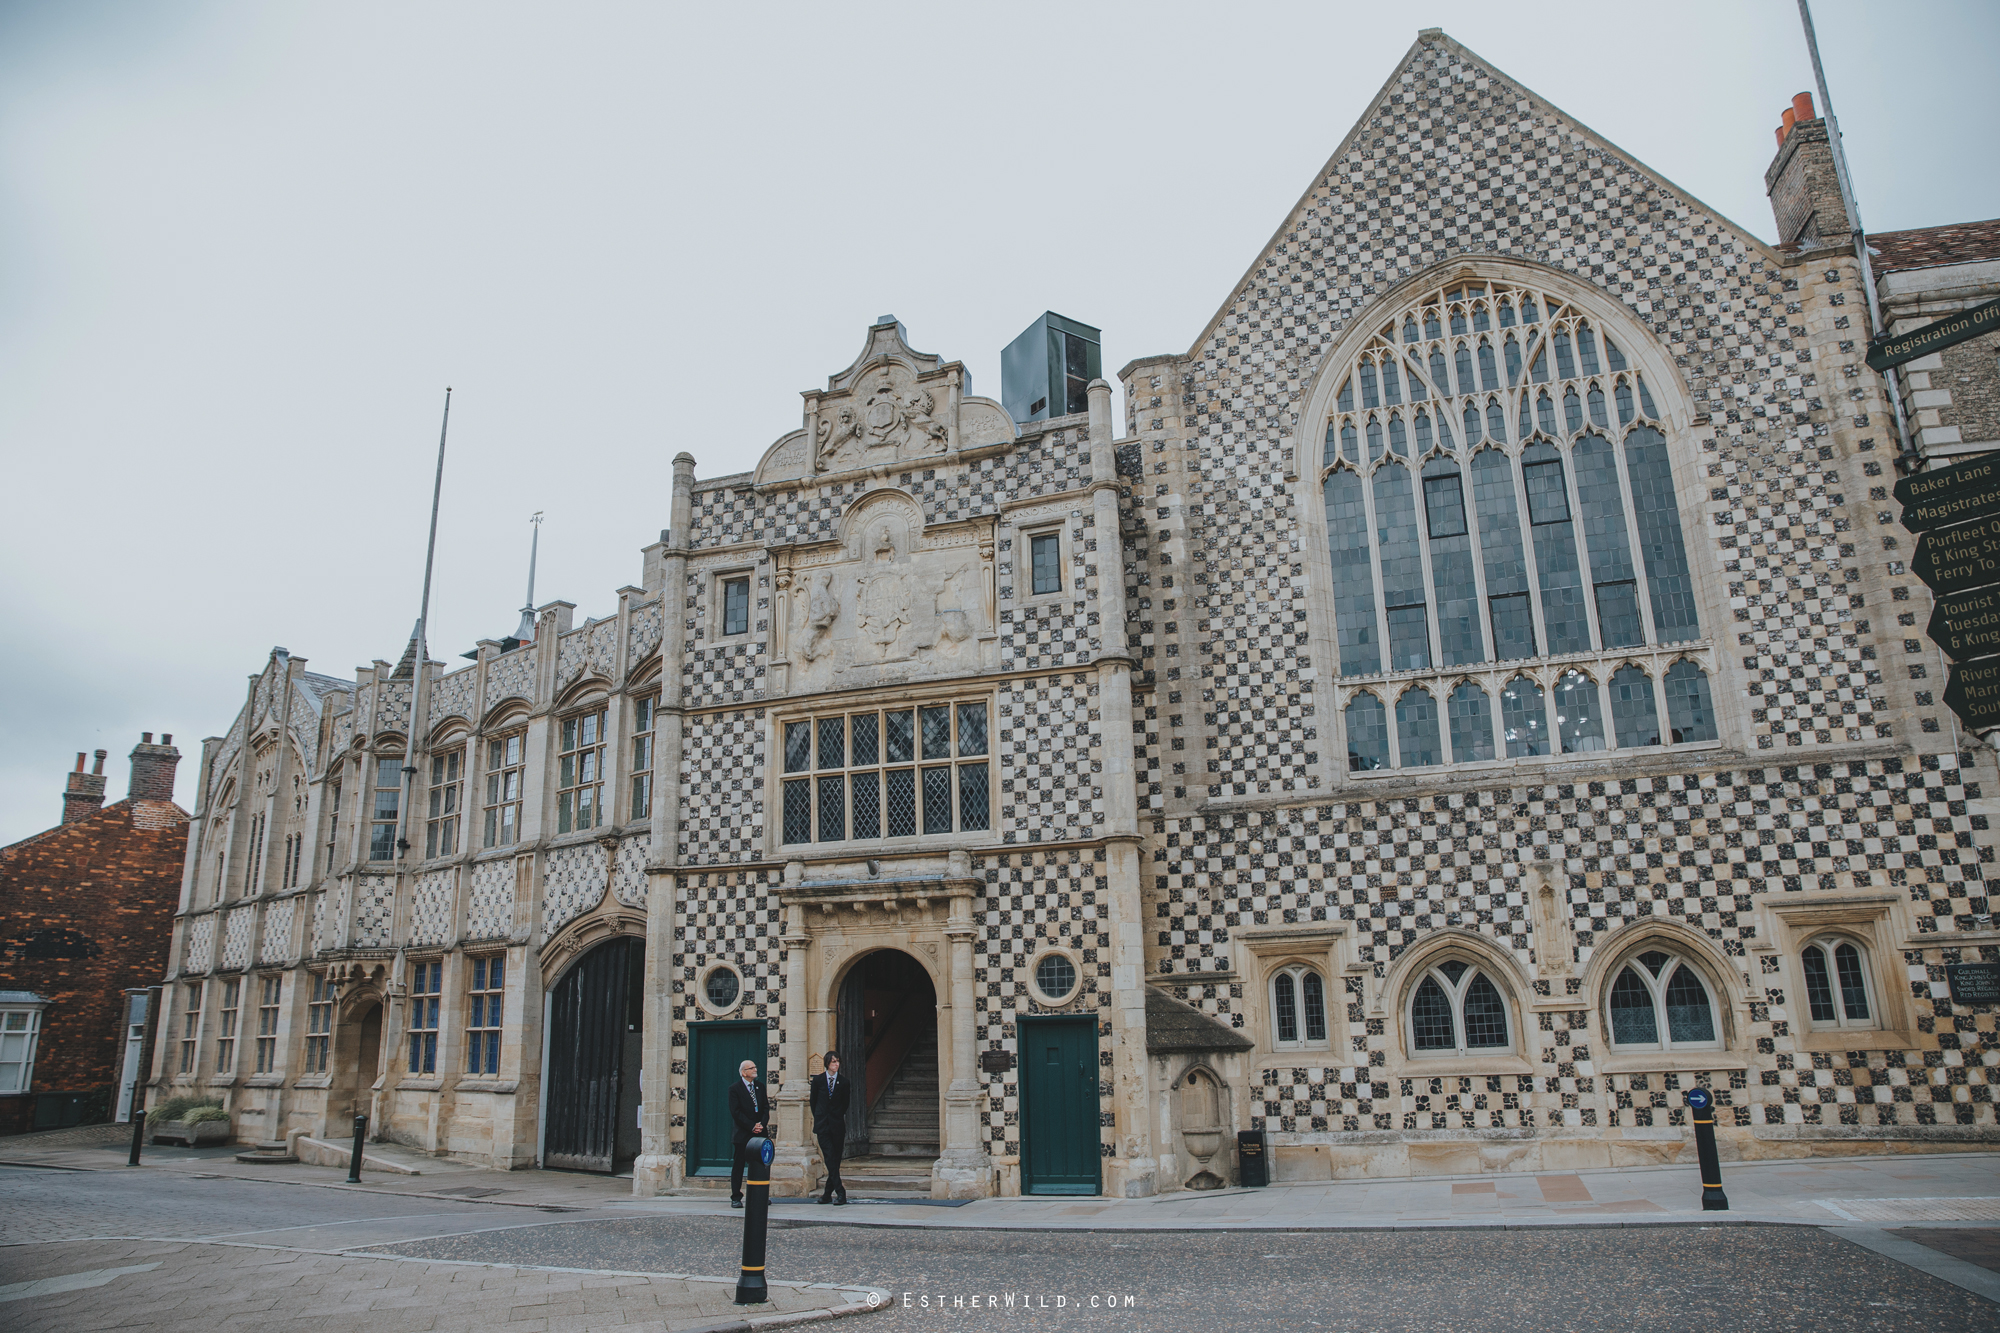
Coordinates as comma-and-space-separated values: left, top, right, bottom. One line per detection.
543, 937, 643, 1173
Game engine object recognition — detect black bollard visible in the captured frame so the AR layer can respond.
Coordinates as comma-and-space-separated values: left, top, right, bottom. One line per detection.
735, 1135, 774, 1305
1685, 1087, 1728, 1211
128, 1098, 146, 1167
346, 1113, 368, 1183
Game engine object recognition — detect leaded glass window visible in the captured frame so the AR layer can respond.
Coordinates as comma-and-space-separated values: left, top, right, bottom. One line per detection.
1406, 958, 1512, 1057
1605, 948, 1721, 1051
779, 700, 990, 845
1800, 936, 1875, 1029
1321, 279, 1709, 771
1270, 965, 1329, 1048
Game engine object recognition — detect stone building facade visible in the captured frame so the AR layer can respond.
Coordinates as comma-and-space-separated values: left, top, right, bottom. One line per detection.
151, 30, 1998, 1194
2, 738, 185, 1134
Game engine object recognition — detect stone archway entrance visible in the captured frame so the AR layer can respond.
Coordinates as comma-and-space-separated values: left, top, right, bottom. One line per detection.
331, 997, 383, 1125
543, 936, 644, 1173
836, 948, 938, 1159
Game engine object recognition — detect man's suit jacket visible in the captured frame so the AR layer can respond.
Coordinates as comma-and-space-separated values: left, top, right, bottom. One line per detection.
728, 1078, 766, 1146
809, 1071, 851, 1137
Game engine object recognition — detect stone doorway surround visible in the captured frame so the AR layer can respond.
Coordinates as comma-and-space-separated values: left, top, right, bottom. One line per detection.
769, 850, 990, 1199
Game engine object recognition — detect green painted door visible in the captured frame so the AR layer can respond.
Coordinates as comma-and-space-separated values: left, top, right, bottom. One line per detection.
1018, 1016, 1100, 1195
688, 1021, 765, 1176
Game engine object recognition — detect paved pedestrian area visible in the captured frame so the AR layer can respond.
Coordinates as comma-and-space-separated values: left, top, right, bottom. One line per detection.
2, 1153, 1996, 1330
0, 1238, 882, 1332
11, 1125, 2000, 1232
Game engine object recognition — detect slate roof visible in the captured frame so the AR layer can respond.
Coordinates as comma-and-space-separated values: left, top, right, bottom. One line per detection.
1869, 218, 2000, 274
1144, 984, 1254, 1055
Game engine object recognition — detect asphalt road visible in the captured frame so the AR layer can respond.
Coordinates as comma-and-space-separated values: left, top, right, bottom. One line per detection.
2, 1166, 1995, 1332
378, 1212, 1995, 1332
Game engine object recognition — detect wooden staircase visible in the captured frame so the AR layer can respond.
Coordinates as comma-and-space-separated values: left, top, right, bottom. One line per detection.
865, 1025, 939, 1158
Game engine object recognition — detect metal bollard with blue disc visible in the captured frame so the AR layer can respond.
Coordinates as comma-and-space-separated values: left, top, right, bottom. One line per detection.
735, 1135, 775, 1304
1685, 1087, 1728, 1211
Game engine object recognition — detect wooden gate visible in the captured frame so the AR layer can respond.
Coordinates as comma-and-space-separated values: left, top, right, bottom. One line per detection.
543, 937, 641, 1173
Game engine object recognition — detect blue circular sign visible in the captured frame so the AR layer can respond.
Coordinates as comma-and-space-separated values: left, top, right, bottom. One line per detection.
759, 1137, 776, 1166
1685, 1087, 1712, 1111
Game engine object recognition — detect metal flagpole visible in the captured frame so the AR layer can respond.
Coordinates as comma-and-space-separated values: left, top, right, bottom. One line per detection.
397, 387, 453, 858
1796, 0, 1918, 472
514, 512, 544, 643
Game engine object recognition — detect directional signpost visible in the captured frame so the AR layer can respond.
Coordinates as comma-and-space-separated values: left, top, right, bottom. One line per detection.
1903, 457, 2000, 735
1869, 297, 2000, 375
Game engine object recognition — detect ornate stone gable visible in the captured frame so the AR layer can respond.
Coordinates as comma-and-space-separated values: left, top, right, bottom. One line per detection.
755, 319, 1019, 488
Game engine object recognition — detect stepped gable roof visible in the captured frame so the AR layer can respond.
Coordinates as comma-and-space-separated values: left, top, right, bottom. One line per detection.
1869, 218, 2000, 274
1145, 984, 1254, 1055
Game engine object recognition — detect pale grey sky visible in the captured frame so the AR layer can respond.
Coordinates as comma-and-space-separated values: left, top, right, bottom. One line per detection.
2, 0, 1995, 846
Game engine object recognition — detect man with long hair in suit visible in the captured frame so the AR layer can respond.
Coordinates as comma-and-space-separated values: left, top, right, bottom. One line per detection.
810, 1050, 851, 1204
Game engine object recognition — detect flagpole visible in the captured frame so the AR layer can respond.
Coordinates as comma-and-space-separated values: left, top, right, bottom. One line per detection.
398, 387, 452, 858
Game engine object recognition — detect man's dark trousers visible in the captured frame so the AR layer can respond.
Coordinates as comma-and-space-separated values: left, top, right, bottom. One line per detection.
728, 1077, 766, 1202
810, 1070, 851, 1202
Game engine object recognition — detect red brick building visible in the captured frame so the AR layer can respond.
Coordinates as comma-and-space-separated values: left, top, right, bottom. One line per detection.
0, 736, 185, 1135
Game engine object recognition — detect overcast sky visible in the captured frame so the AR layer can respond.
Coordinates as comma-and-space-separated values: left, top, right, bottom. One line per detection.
2, 0, 1995, 846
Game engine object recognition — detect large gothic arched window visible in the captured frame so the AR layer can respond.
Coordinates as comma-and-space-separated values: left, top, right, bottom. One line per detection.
1320, 278, 1718, 771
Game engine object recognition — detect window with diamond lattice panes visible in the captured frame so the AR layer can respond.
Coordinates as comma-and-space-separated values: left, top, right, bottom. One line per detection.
781, 700, 989, 845
558, 710, 606, 834
467, 957, 505, 1075
1407, 959, 1511, 1057
1320, 279, 1715, 772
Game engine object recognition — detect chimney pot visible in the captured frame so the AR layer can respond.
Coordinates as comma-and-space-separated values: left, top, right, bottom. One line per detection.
142, 732, 153, 744
1792, 91, 1815, 122
162, 734, 172, 745
92, 750, 106, 775
61, 745, 110, 824
126, 733, 181, 803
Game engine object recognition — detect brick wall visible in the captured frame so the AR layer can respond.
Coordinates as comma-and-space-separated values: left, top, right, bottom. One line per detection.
0, 795, 187, 1134
1764, 119, 1850, 249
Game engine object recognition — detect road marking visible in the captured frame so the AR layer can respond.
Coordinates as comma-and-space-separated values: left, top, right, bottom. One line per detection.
0, 1263, 161, 1304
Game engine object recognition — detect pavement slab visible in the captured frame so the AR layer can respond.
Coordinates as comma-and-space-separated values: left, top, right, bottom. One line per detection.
0, 1239, 884, 1333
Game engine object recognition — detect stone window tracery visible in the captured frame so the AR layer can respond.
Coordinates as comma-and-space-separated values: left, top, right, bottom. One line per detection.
1605, 947, 1722, 1051
1800, 935, 1875, 1030
1320, 278, 1718, 773
1269, 964, 1329, 1049
483, 732, 524, 849
1405, 958, 1512, 1057
557, 709, 607, 834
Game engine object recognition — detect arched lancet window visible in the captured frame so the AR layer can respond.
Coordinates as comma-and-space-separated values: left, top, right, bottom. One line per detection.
1319, 277, 1711, 770
1606, 948, 1722, 1051
1407, 958, 1512, 1057
1270, 964, 1329, 1049
1799, 936, 1875, 1029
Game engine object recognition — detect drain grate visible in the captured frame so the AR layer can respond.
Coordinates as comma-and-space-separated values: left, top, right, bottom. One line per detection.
433, 1185, 517, 1199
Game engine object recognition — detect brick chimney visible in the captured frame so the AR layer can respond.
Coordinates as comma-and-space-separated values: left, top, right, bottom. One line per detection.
1764, 91, 1850, 250
61, 749, 109, 824
127, 732, 180, 802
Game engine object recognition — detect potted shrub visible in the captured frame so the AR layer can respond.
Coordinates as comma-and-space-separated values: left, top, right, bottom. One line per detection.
148, 1095, 231, 1147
